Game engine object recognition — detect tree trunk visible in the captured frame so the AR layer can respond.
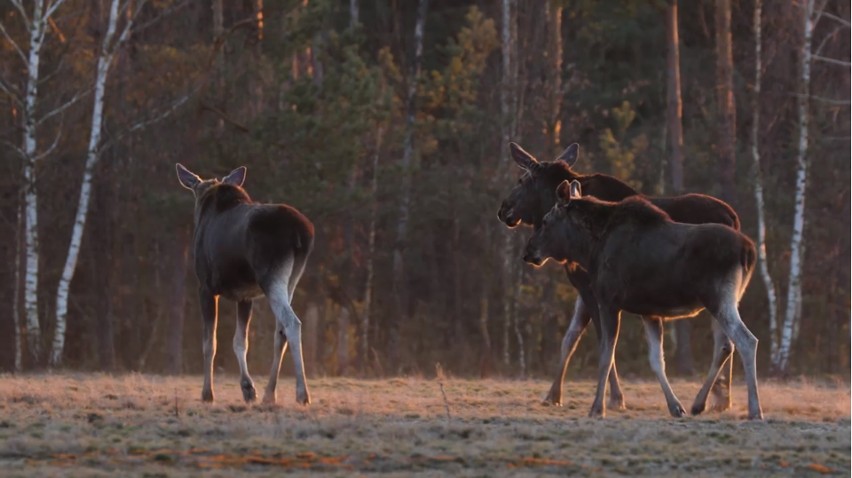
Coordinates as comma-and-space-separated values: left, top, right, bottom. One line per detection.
500, 0, 518, 368
666, 0, 684, 194
13, 189, 24, 372
668, 0, 692, 375
777, 0, 814, 374
390, 0, 428, 369
166, 227, 190, 374
22, 0, 50, 364
51, 0, 127, 366
750, 0, 781, 368
350, 0, 359, 27
361, 126, 383, 373
715, 0, 737, 205
547, 1, 562, 153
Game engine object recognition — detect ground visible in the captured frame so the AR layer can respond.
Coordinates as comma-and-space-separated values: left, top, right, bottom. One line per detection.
0, 374, 848, 477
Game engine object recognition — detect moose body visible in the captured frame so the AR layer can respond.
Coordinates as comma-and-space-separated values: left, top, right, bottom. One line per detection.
177, 164, 314, 405
524, 180, 762, 419
497, 142, 739, 412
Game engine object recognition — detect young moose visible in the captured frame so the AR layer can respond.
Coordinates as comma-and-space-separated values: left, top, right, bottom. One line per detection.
176, 164, 314, 405
497, 142, 739, 414
524, 180, 762, 419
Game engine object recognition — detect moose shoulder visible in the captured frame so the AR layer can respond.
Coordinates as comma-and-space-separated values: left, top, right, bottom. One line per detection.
524, 180, 762, 420
176, 164, 314, 405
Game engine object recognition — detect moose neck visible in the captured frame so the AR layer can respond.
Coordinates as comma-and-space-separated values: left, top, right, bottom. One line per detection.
558, 201, 614, 271
195, 184, 252, 226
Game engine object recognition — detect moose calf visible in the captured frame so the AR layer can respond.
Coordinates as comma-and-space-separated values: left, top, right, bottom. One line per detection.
177, 164, 314, 405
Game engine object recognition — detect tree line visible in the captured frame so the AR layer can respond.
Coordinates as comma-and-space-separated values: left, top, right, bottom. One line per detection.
0, 0, 848, 379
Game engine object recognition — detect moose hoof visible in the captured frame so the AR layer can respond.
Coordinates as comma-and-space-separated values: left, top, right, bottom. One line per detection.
588, 405, 605, 419
261, 393, 277, 406
241, 382, 257, 403
296, 390, 311, 406
748, 409, 764, 421
542, 389, 562, 407
669, 403, 687, 418
201, 389, 214, 403
691, 401, 706, 416
608, 397, 626, 411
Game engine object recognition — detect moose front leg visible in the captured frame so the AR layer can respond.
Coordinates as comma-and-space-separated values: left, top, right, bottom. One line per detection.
589, 305, 621, 418
234, 300, 258, 403
199, 288, 218, 402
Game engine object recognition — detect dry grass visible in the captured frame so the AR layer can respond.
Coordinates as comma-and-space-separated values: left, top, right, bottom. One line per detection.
0, 373, 848, 476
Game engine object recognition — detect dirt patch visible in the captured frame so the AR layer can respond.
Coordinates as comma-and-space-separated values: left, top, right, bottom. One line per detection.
0, 374, 848, 476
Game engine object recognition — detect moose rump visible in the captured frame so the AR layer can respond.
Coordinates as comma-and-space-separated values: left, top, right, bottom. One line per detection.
177, 164, 314, 405
524, 180, 762, 419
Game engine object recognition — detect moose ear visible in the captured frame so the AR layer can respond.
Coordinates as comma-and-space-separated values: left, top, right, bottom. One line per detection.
569, 180, 583, 199
222, 166, 247, 187
555, 180, 572, 205
176, 163, 201, 190
555, 143, 580, 168
509, 142, 538, 170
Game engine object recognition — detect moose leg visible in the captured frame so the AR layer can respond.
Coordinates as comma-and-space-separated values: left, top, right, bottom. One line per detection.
642, 316, 685, 417
544, 298, 589, 406
589, 305, 621, 418
711, 294, 763, 420
709, 320, 734, 411
262, 322, 288, 404
690, 322, 734, 415
199, 288, 218, 402
234, 300, 257, 403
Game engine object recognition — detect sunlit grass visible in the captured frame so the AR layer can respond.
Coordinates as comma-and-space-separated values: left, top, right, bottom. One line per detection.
0, 374, 848, 476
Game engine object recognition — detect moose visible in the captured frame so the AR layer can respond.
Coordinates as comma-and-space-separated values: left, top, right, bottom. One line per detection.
523, 180, 762, 419
497, 142, 740, 414
176, 164, 314, 405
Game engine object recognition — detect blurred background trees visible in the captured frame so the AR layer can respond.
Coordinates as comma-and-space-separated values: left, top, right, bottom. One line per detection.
0, 0, 848, 380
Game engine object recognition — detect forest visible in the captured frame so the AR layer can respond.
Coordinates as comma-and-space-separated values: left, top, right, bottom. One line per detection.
0, 0, 849, 381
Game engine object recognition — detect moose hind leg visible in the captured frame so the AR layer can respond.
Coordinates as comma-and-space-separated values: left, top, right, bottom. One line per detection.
709, 318, 734, 411
234, 300, 257, 403
712, 292, 763, 420
199, 289, 218, 402
691, 321, 734, 415
642, 317, 685, 417
544, 297, 590, 406
264, 263, 311, 405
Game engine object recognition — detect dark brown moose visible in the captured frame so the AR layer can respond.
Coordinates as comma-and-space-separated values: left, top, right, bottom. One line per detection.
497, 142, 740, 415
524, 180, 762, 419
176, 164, 314, 405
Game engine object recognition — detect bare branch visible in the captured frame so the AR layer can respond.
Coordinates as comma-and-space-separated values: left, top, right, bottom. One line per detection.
36, 88, 92, 125
814, 25, 844, 56
0, 139, 26, 158
0, 76, 23, 105
44, 0, 70, 21
200, 103, 250, 132
812, 54, 851, 66
0, 20, 28, 64
809, 94, 851, 105
34, 123, 63, 161
818, 10, 851, 28
134, 0, 190, 35
101, 89, 197, 151
9, 0, 30, 26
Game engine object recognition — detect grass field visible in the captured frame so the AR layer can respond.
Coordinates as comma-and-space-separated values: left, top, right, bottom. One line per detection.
0, 373, 848, 476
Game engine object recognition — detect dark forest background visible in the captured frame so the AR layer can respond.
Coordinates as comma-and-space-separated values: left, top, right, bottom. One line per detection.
0, 0, 848, 381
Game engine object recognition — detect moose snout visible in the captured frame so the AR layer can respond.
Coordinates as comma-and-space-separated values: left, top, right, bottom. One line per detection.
497, 202, 520, 227
523, 243, 543, 266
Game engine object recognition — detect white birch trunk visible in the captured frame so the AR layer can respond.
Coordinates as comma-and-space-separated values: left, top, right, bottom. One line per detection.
51, 0, 126, 366
777, 0, 814, 374
750, 0, 781, 368
350, 0, 359, 27
13, 191, 24, 372
22, 0, 48, 362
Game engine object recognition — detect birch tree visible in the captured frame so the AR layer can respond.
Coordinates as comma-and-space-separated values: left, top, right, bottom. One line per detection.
749, 0, 781, 368
50, 0, 147, 366
775, 0, 815, 374
1, 0, 72, 364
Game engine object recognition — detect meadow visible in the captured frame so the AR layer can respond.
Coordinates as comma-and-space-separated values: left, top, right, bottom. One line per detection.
0, 374, 848, 476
